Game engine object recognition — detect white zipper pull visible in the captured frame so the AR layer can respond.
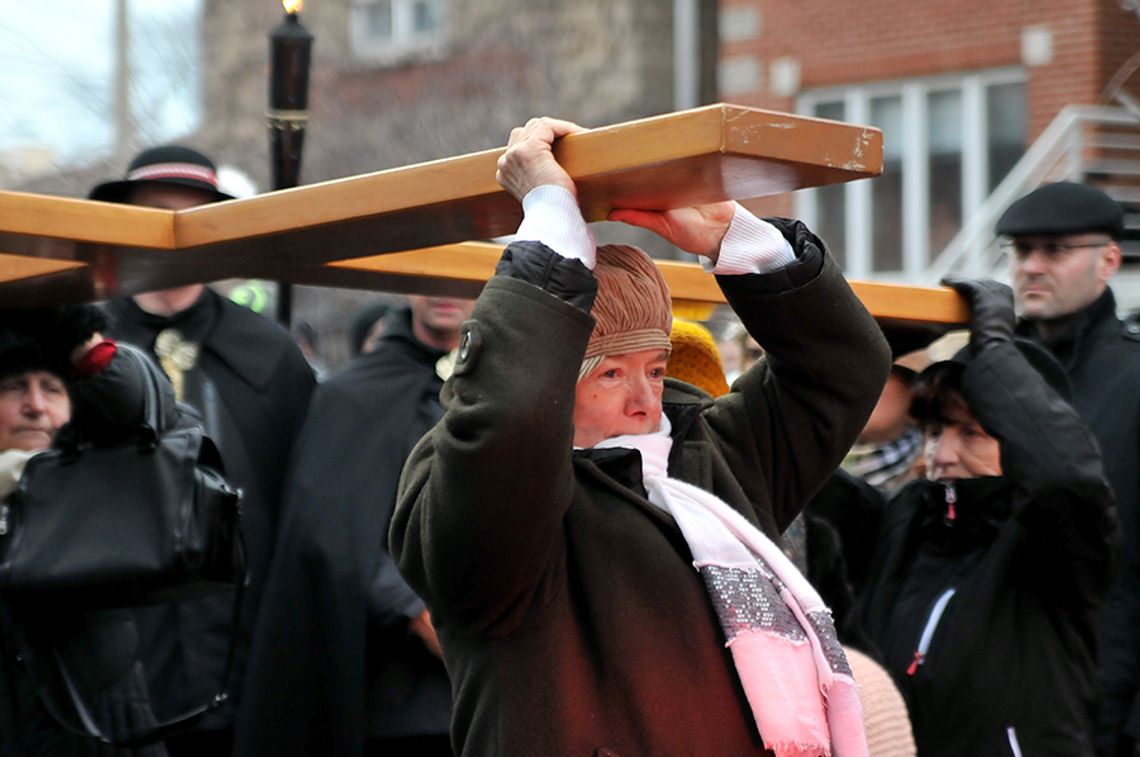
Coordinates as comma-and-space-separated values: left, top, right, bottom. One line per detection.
908, 587, 957, 676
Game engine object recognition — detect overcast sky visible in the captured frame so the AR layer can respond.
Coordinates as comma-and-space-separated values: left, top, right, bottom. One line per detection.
1, 0, 202, 164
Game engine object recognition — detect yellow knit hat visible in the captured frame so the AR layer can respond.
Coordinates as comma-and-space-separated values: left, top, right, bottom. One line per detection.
667, 318, 730, 397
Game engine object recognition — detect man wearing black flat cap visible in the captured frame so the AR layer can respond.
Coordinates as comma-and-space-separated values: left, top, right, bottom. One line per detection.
90, 146, 316, 756
998, 181, 1140, 756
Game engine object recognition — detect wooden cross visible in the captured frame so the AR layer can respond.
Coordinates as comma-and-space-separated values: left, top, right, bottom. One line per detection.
0, 103, 966, 325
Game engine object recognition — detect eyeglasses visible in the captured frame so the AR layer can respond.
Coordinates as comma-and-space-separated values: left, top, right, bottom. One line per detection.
1000, 239, 1113, 259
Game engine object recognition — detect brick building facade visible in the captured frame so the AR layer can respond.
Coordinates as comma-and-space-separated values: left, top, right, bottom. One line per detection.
719, 0, 1140, 285
191, 0, 718, 363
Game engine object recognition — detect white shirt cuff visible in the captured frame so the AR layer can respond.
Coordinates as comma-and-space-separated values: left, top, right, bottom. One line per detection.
514, 185, 597, 269
700, 202, 795, 275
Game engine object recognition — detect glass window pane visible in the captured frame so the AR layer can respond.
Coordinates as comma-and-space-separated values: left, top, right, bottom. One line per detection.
366, 0, 393, 40
413, 0, 438, 33
870, 96, 903, 272
928, 90, 963, 255
813, 101, 847, 267
987, 82, 1027, 190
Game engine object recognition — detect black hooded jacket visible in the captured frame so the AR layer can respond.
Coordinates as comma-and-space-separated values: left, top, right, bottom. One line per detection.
860, 341, 1118, 756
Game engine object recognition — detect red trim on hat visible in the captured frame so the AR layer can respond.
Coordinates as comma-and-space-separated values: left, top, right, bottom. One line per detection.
126, 162, 218, 188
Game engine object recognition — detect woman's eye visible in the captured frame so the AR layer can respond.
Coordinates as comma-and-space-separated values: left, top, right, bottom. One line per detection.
602, 369, 619, 379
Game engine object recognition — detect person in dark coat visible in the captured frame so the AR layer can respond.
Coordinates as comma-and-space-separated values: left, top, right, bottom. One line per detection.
390, 117, 891, 756
999, 181, 1140, 756
0, 306, 172, 756
236, 297, 472, 757
91, 146, 317, 755
860, 278, 1118, 756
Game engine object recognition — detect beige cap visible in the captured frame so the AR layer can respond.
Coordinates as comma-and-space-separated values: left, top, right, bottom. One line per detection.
894, 330, 970, 375
585, 244, 673, 359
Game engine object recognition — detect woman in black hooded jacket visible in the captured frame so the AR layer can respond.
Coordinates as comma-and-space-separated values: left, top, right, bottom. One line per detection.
860, 278, 1118, 756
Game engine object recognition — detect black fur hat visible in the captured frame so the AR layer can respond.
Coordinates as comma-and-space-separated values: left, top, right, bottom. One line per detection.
0, 306, 107, 381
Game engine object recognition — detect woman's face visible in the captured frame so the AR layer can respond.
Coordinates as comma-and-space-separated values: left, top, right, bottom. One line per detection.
573, 349, 668, 448
0, 371, 71, 452
923, 404, 1002, 481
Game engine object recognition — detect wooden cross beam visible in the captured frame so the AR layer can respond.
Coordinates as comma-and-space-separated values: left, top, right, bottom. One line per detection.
320, 243, 968, 325
0, 102, 963, 324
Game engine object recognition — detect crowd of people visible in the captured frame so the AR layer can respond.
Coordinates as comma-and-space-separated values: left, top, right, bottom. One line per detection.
1, 119, 1138, 757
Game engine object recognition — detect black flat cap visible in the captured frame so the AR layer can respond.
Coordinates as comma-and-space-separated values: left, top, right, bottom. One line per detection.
996, 181, 1123, 239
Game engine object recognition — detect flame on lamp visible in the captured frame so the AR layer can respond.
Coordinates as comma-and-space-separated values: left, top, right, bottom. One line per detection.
283, 0, 302, 13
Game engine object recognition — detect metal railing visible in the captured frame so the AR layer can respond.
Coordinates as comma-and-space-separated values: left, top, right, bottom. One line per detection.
925, 105, 1140, 283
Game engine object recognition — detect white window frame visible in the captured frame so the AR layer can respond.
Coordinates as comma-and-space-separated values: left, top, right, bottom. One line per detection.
796, 67, 1026, 281
350, 0, 448, 65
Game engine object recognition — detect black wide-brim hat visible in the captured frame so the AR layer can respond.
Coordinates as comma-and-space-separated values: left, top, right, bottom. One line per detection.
88, 145, 234, 204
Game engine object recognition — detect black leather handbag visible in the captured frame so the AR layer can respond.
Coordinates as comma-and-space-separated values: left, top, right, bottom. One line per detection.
0, 422, 244, 606
0, 353, 245, 606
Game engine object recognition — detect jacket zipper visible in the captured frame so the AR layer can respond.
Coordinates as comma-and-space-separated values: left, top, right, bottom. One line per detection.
943, 481, 957, 523
906, 587, 957, 675
0, 503, 8, 536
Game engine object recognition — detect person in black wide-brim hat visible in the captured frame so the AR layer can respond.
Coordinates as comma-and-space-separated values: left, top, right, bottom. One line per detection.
91, 146, 316, 757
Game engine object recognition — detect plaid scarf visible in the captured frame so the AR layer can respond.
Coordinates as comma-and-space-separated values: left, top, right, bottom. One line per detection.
843, 427, 922, 491
596, 418, 868, 757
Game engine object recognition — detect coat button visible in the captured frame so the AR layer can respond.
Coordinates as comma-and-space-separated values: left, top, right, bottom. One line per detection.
453, 320, 480, 375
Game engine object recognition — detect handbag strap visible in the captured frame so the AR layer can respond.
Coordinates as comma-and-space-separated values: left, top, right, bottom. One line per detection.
22, 579, 244, 748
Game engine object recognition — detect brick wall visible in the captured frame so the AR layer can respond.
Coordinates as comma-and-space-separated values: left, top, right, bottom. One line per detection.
719, 0, 1140, 218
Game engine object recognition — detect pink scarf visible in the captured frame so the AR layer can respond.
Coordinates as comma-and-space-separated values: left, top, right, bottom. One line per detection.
596, 418, 868, 757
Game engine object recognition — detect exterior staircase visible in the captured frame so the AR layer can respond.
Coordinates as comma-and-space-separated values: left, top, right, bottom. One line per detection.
926, 104, 1140, 311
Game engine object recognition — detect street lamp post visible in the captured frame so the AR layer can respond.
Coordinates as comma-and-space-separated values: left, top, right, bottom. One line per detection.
268, 0, 313, 325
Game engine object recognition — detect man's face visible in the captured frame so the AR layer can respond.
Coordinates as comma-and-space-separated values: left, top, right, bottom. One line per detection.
923, 406, 1001, 481
407, 296, 474, 350
1010, 233, 1121, 320
127, 183, 220, 211
0, 371, 71, 452
573, 349, 668, 448
126, 183, 220, 315
860, 371, 915, 444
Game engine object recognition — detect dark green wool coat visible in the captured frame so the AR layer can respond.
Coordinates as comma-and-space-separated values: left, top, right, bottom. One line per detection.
391, 243, 890, 757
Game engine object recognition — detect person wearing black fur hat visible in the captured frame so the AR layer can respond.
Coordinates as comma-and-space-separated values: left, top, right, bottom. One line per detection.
860, 277, 1118, 756
999, 181, 1140, 756
0, 306, 172, 756
91, 146, 316, 755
